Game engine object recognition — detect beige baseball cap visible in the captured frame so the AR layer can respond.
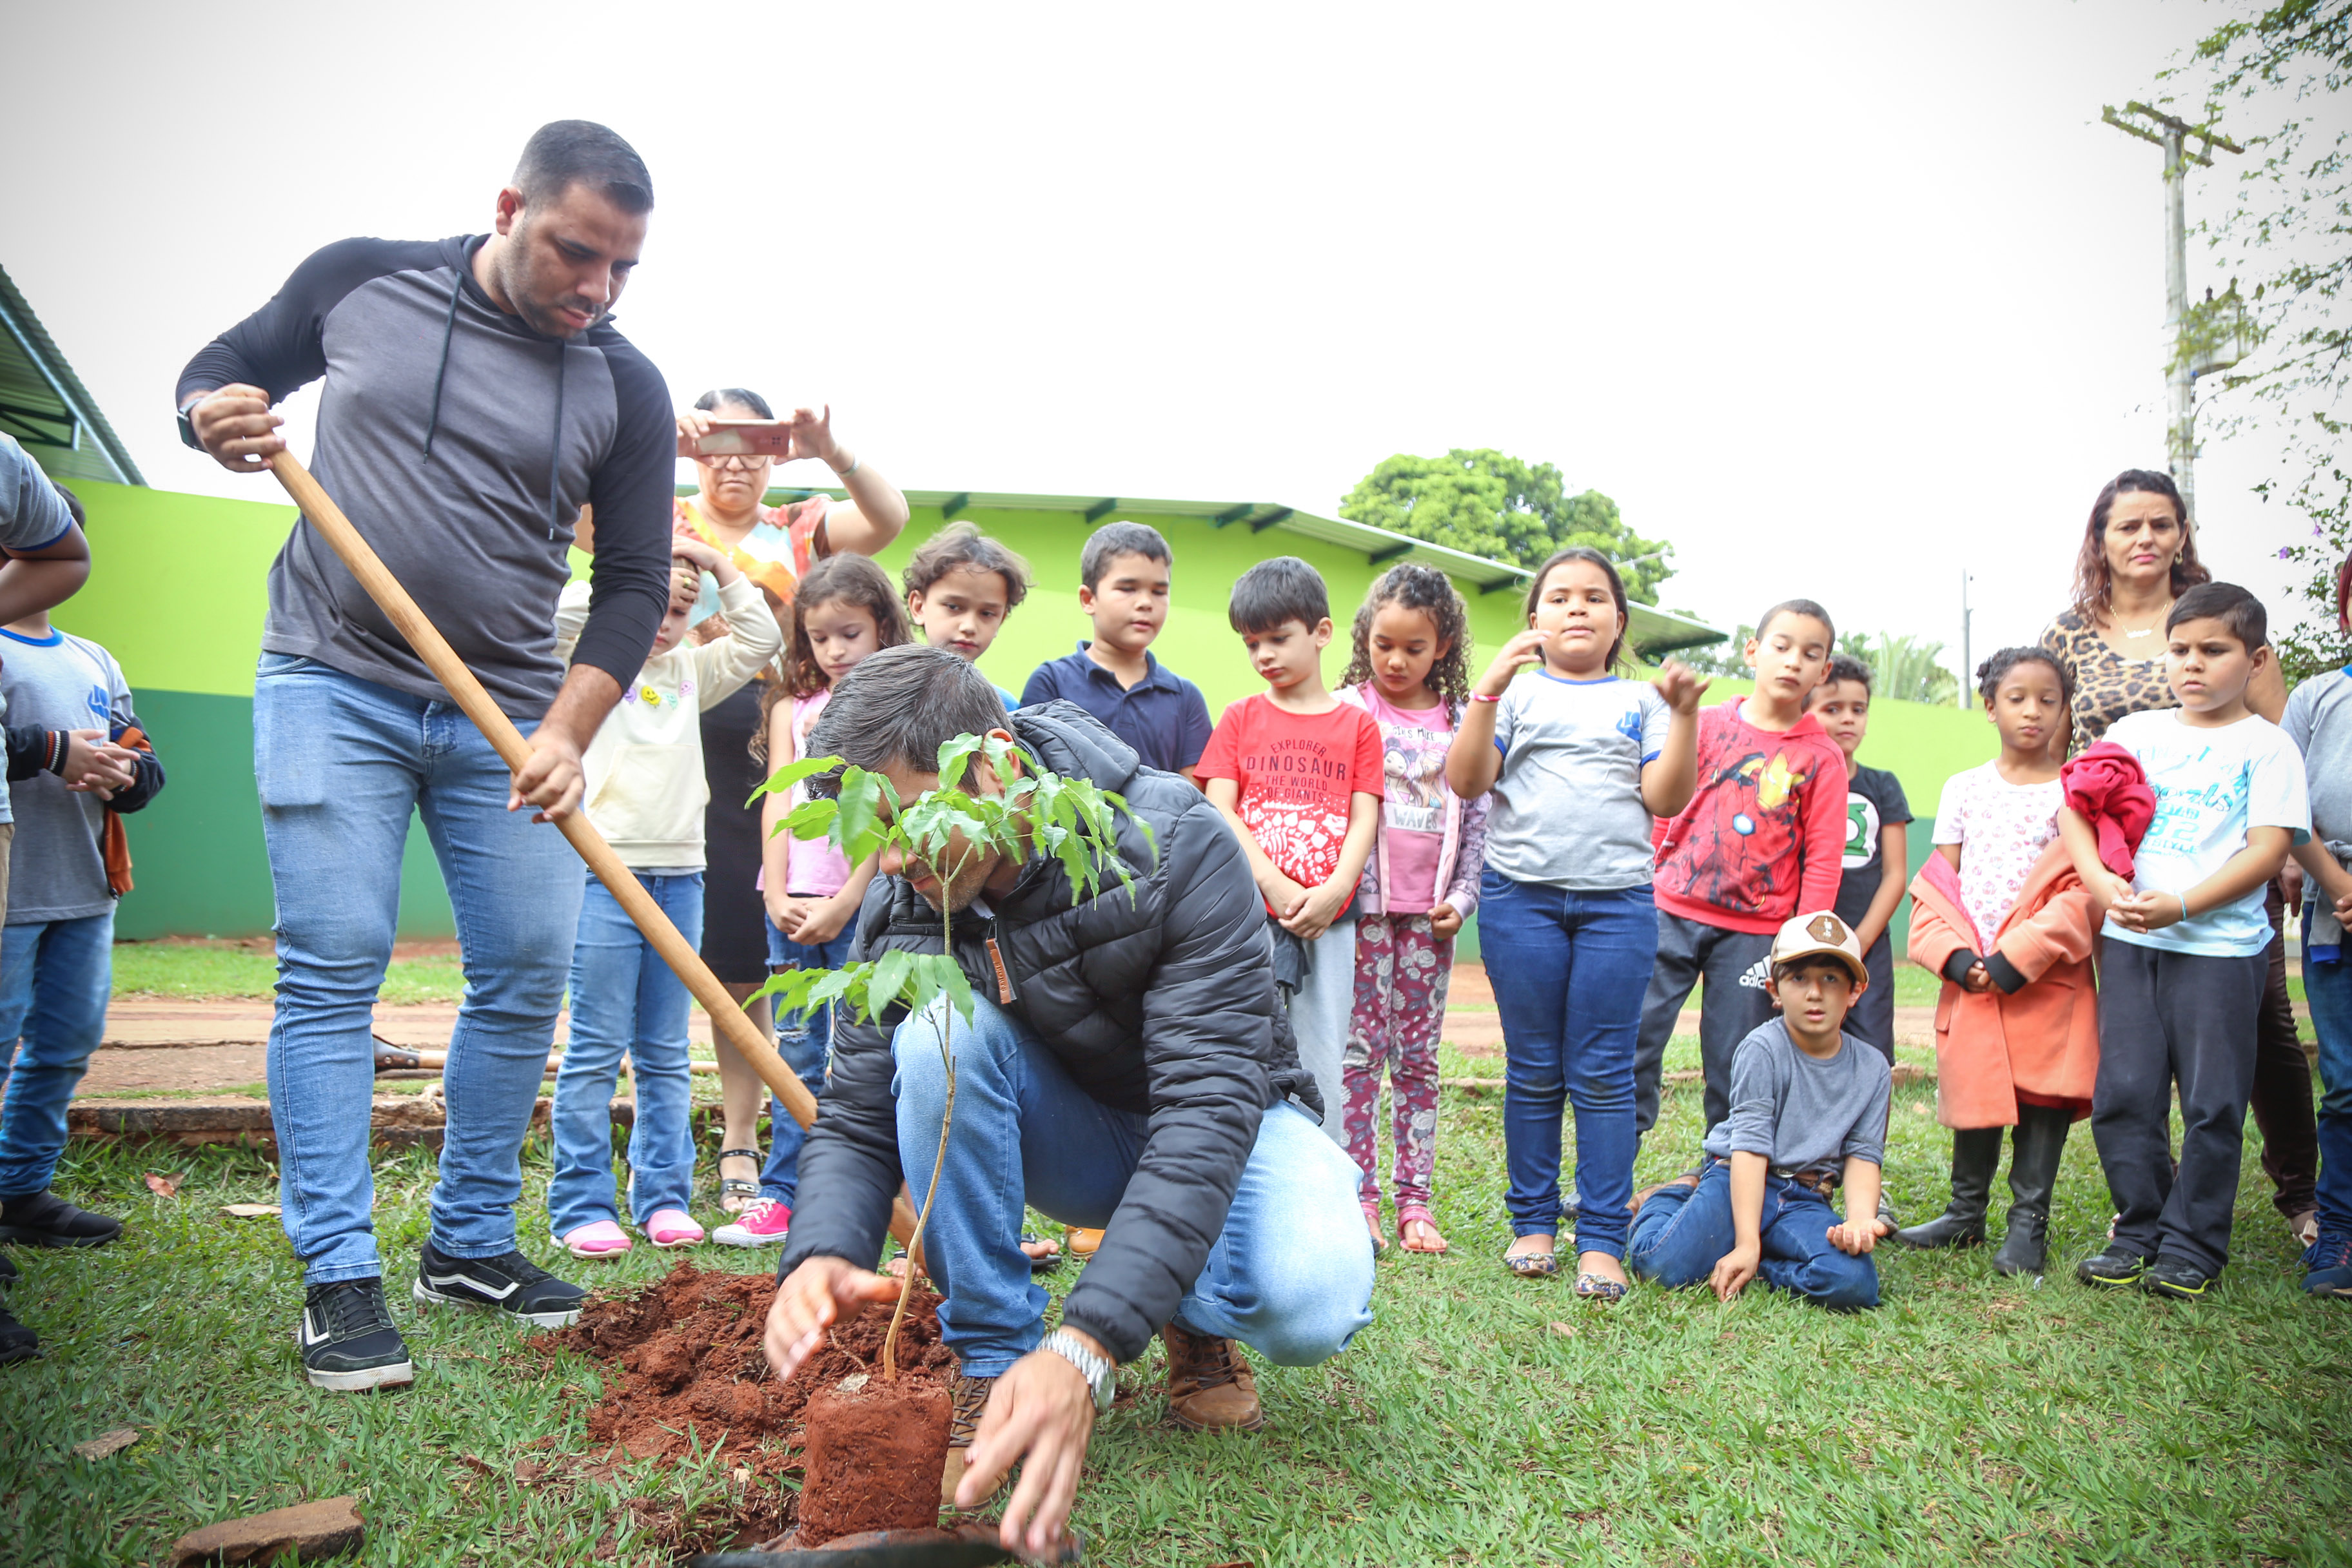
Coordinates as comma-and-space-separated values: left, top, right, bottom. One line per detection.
1769, 910, 1868, 987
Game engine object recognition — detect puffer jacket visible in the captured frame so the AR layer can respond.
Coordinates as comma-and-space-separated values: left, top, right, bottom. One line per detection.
776, 701, 1312, 1364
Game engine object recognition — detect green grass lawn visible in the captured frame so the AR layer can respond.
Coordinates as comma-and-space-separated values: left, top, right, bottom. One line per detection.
111, 944, 467, 1006
5, 1036, 2344, 1567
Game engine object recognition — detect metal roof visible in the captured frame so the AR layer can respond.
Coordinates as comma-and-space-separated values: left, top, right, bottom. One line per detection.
732, 485, 1727, 655
0, 264, 144, 487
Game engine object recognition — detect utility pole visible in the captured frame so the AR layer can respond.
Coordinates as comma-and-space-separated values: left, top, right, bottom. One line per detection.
1959, 569, 1972, 710
2102, 102, 2244, 520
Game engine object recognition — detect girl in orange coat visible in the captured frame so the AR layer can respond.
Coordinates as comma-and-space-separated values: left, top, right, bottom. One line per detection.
1897, 648, 2100, 1277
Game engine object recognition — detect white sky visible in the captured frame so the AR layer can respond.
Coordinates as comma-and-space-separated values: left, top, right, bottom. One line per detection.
3, 0, 2318, 673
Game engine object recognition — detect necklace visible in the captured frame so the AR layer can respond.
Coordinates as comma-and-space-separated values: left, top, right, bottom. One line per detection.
2113, 599, 2172, 642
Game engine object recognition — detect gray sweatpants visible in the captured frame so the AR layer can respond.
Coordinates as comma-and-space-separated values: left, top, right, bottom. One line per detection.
1632, 912, 1776, 1139
2092, 939, 2268, 1276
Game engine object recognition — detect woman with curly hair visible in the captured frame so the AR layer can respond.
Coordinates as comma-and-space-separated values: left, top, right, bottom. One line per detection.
1335, 564, 1487, 1253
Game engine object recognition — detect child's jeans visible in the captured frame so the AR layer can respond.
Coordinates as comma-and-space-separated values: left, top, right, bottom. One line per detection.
1632, 912, 1776, 1138
547, 870, 703, 1237
0, 911, 113, 1198
1342, 913, 1451, 1211
2092, 939, 2268, 1274
760, 923, 856, 1207
1286, 916, 1358, 1148
1478, 872, 1653, 1259
2303, 933, 2352, 1241
1627, 1157, 1880, 1309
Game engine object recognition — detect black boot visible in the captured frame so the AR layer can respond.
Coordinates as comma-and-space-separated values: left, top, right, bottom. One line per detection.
1897, 1126, 2001, 1249
1992, 1104, 2070, 1277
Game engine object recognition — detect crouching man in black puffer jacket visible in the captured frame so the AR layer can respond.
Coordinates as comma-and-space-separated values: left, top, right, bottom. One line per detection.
763, 643, 1373, 1557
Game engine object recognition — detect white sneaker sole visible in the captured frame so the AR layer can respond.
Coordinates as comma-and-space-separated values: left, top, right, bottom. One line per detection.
646, 1233, 705, 1250
710, 1226, 787, 1248
410, 1277, 581, 1329
295, 1329, 415, 1393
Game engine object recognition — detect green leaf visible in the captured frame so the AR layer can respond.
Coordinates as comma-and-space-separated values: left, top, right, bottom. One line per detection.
749, 754, 846, 803
832, 767, 895, 864
928, 952, 975, 1024
865, 948, 915, 1019
935, 734, 986, 792
747, 966, 821, 1014
906, 955, 943, 1024
776, 797, 838, 843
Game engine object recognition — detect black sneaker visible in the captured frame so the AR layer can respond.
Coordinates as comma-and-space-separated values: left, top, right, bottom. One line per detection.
298, 1279, 413, 1391
0, 1250, 17, 1286
412, 1240, 585, 1328
2142, 1255, 2217, 1302
0, 1299, 37, 1367
0, 1190, 122, 1248
2074, 1244, 2150, 1288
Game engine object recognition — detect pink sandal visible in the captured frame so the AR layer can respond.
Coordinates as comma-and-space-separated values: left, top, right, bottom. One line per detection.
1396, 1204, 1449, 1255
644, 1209, 705, 1249
1361, 1200, 1388, 1253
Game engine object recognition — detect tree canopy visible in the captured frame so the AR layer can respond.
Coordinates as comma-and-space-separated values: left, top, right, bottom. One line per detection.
1338, 449, 1674, 603
2164, 0, 2351, 678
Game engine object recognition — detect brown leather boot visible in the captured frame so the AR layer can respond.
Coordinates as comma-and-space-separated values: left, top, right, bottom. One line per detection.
1160, 1321, 1264, 1433
939, 1372, 997, 1509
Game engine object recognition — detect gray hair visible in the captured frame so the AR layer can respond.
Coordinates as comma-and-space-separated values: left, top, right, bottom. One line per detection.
804, 643, 1011, 792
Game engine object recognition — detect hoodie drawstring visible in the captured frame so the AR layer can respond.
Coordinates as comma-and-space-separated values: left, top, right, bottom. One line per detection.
420, 267, 463, 463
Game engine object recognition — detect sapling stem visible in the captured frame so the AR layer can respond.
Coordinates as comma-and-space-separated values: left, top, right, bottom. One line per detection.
881, 842, 970, 1383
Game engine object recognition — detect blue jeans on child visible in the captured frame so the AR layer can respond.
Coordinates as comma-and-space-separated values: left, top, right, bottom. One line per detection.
2298, 918, 2351, 1240
0, 911, 114, 1198
890, 994, 1375, 1377
1476, 872, 1656, 1259
761, 924, 856, 1206
547, 869, 703, 1236
1627, 1157, 1879, 1309
254, 653, 585, 1285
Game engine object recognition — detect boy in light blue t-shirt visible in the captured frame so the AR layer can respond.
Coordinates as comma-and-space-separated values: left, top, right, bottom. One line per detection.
2059, 583, 2309, 1301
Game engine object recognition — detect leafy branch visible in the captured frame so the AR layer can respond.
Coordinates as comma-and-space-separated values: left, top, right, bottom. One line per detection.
745, 734, 1148, 1378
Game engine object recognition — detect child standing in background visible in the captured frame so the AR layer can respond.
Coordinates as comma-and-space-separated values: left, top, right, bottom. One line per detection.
1447, 547, 1705, 1297
1019, 522, 1213, 780
903, 522, 1029, 710
547, 537, 781, 1259
1335, 565, 1489, 1255
1898, 647, 2095, 1277
1197, 557, 1383, 1144
1808, 653, 1912, 1061
2064, 584, 2308, 1300
1632, 600, 1847, 1146
714, 554, 910, 1248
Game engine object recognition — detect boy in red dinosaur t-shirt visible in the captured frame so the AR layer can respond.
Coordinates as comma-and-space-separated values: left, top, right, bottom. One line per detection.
1197, 557, 1383, 1144
1632, 599, 1849, 1145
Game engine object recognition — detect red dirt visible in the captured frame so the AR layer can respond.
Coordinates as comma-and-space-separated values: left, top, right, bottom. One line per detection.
536, 1262, 955, 1484
796, 1378, 953, 1545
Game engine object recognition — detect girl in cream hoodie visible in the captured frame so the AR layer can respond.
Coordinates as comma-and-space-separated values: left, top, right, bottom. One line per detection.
545, 536, 782, 1257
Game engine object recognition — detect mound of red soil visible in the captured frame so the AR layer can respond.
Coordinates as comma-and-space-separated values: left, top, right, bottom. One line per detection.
538, 1261, 955, 1478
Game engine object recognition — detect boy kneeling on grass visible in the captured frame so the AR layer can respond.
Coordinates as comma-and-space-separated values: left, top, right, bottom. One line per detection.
1626, 911, 1891, 1309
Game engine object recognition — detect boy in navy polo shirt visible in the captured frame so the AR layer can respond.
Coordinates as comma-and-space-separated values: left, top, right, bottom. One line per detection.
1021, 521, 1213, 780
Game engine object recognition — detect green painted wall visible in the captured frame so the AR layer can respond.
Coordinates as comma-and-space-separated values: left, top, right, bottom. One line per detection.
57, 484, 1544, 939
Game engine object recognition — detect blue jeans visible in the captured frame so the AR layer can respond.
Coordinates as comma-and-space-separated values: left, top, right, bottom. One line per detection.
0, 911, 114, 1198
761, 924, 856, 1205
1476, 872, 1656, 1259
891, 994, 1375, 1377
254, 654, 585, 1285
547, 870, 703, 1235
2302, 915, 2351, 1239
1627, 1157, 1879, 1309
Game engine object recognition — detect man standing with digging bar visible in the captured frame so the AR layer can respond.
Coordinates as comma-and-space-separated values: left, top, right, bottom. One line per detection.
174, 121, 674, 1391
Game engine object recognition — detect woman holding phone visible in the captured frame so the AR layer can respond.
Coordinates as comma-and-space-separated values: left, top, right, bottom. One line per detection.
672, 388, 909, 1228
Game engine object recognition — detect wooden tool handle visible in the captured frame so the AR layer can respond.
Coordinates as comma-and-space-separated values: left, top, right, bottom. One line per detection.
270, 452, 917, 1244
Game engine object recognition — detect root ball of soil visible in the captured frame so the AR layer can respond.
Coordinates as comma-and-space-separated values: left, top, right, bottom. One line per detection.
796, 1377, 953, 1547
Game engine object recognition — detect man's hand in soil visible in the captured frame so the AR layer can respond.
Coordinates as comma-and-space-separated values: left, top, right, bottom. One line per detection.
762, 1256, 899, 1382
959, 1333, 1103, 1557
184, 384, 286, 473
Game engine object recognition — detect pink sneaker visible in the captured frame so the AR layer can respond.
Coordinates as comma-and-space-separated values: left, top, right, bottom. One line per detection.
644, 1208, 705, 1249
560, 1219, 632, 1259
712, 1198, 792, 1248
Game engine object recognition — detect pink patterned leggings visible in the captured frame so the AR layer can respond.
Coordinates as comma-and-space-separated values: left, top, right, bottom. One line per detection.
1342, 913, 1453, 1210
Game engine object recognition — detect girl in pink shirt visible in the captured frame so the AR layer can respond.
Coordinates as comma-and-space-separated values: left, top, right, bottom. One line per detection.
1337, 566, 1488, 1253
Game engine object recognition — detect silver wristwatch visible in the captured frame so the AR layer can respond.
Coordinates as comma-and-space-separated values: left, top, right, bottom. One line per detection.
1041, 1328, 1115, 1415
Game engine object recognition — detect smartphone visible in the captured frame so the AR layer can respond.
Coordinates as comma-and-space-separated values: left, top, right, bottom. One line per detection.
678, 420, 794, 461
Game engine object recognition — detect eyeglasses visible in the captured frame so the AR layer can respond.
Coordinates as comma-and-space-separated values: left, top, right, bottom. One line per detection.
698, 452, 772, 471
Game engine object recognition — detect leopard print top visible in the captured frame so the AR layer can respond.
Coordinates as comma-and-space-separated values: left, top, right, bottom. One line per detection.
2041, 607, 2175, 756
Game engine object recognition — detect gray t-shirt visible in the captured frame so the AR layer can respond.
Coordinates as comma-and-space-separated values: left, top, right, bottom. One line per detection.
1487, 672, 1671, 890
2284, 667, 2352, 942
0, 435, 82, 809
1702, 1017, 1892, 1173
2, 629, 135, 923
